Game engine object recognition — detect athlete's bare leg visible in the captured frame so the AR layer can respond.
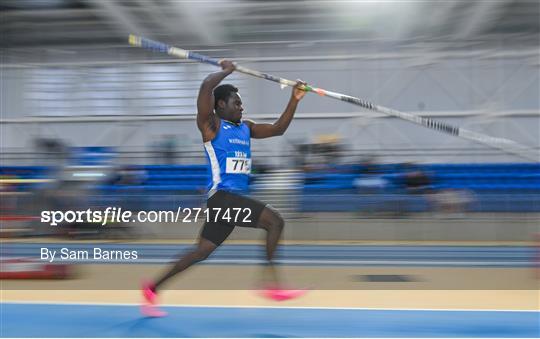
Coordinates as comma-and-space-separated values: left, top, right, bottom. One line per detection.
152, 237, 218, 292
257, 206, 285, 285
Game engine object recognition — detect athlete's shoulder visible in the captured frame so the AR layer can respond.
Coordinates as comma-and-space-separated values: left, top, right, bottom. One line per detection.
241, 119, 254, 136
242, 119, 256, 133
242, 119, 255, 126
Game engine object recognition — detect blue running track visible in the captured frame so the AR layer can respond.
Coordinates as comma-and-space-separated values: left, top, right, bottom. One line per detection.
1, 303, 538, 338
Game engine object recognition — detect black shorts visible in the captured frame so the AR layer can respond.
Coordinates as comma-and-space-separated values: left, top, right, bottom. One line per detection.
200, 190, 266, 246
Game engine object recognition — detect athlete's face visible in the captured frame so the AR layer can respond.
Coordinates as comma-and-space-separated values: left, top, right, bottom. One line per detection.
222, 92, 244, 123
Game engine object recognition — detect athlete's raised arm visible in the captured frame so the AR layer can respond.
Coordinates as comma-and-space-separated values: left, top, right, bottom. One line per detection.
245, 80, 307, 139
197, 60, 236, 141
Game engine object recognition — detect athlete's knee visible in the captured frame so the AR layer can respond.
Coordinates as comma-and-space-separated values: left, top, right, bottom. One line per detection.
267, 208, 285, 231
192, 238, 216, 262
258, 205, 284, 231
192, 248, 211, 262
273, 213, 285, 230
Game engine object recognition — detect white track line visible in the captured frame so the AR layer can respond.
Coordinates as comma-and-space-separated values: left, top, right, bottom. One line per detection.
2, 300, 538, 313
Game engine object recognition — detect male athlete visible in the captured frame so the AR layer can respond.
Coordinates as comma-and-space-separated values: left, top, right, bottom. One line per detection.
141, 60, 306, 316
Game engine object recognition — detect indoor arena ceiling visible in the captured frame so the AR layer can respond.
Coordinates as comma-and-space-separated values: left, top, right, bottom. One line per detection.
1, 0, 539, 63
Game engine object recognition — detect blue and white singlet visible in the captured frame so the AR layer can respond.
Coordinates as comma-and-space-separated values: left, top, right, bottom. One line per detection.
204, 119, 251, 195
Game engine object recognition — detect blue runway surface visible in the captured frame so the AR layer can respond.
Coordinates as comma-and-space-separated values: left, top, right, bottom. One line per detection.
1, 303, 538, 338
1, 243, 535, 267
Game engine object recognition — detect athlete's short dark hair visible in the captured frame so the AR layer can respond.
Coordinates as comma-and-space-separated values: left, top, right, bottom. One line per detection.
213, 84, 238, 109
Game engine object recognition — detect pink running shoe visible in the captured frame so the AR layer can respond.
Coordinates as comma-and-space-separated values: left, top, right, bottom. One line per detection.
258, 286, 308, 301
142, 281, 157, 305
140, 281, 167, 317
140, 304, 168, 318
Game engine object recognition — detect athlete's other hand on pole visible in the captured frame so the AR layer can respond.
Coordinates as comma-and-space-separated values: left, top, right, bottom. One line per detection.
219, 59, 236, 74
292, 79, 307, 101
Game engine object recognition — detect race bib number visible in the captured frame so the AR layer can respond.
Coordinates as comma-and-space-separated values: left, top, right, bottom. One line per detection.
226, 157, 251, 174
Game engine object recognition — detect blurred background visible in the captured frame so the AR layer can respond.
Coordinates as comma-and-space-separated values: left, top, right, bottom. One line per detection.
0, 0, 539, 290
